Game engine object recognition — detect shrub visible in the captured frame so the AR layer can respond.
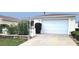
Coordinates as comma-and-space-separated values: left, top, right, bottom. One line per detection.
71, 31, 76, 36
74, 31, 79, 36
71, 31, 79, 38
4, 20, 29, 35
17, 21, 29, 35
8, 25, 17, 34
71, 31, 79, 40
75, 28, 79, 31
0, 24, 9, 33
75, 32, 79, 41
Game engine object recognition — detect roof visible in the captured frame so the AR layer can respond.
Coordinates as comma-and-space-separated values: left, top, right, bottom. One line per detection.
42, 14, 77, 16
0, 15, 19, 22
32, 14, 77, 19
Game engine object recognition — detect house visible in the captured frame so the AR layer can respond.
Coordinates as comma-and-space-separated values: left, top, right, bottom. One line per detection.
0, 15, 18, 26
30, 14, 78, 36
0, 15, 19, 34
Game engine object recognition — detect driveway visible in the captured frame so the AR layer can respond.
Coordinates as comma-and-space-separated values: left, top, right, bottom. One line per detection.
20, 34, 77, 46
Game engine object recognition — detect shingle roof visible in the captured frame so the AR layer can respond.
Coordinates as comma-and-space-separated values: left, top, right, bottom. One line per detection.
0, 15, 19, 22
32, 14, 77, 19
42, 14, 77, 16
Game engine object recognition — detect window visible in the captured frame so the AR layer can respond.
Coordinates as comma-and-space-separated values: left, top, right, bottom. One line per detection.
31, 21, 34, 26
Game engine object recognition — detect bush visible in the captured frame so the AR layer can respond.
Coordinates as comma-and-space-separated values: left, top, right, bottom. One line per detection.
71, 31, 76, 36
8, 25, 17, 34
5, 20, 29, 35
71, 31, 79, 38
0, 24, 9, 33
75, 32, 79, 41
75, 32, 79, 36
71, 31, 79, 40
17, 21, 29, 35
75, 28, 79, 31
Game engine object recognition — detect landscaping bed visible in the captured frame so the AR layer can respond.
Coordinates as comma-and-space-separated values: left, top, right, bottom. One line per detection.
0, 35, 29, 46
0, 38, 27, 46
71, 31, 79, 40
71, 29, 79, 46
0, 20, 30, 46
73, 39, 79, 46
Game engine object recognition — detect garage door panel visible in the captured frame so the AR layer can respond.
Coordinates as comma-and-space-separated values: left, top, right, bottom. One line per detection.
41, 19, 68, 34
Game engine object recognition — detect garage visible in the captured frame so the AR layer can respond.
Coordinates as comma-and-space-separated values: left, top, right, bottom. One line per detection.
41, 19, 68, 34
32, 14, 76, 35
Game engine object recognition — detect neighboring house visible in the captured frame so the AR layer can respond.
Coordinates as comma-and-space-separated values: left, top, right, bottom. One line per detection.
0, 15, 19, 34
30, 14, 78, 36
0, 15, 18, 26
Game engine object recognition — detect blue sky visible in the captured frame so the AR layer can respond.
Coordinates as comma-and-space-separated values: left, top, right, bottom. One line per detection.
0, 12, 79, 22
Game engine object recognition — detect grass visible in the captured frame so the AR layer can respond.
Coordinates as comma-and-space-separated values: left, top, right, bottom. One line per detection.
0, 39, 27, 46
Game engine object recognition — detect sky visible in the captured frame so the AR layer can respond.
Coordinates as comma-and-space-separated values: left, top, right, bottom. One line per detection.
0, 12, 79, 22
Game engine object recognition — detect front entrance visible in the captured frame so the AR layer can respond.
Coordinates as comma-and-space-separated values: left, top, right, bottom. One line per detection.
35, 23, 42, 34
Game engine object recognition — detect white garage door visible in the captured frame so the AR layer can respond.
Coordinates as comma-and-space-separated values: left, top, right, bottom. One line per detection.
41, 19, 68, 34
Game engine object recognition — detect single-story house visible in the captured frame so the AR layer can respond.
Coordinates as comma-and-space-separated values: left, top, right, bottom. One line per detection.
30, 14, 78, 36
0, 15, 19, 34
0, 15, 18, 25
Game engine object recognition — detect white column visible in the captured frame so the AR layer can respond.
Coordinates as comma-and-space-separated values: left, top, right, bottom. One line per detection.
68, 17, 76, 35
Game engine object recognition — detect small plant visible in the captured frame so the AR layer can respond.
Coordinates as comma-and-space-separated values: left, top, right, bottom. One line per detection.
71, 31, 77, 35
75, 32, 79, 41
75, 28, 79, 31
71, 31, 75, 36
71, 31, 79, 40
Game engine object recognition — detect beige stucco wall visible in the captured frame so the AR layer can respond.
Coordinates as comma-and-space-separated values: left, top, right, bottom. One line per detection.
0, 18, 18, 26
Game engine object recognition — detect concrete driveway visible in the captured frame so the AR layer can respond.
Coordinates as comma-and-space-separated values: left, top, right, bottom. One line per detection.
20, 34, 77, 46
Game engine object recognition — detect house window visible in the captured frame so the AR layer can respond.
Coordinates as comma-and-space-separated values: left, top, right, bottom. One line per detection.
31, 21, 34, 26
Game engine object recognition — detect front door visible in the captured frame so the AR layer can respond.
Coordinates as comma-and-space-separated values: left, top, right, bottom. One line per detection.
35, 23, 42, 34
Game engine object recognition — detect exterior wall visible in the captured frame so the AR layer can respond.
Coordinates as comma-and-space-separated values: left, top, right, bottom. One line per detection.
33, 19, 42, 27
32, 16, 76, 35
0, 19, 18, 26
75, 22, 79, 28
29, 19, 42, 37
68, 17, 76, 35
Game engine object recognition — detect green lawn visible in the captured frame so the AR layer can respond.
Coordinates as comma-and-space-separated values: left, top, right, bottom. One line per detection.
0, 39, 27, 46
